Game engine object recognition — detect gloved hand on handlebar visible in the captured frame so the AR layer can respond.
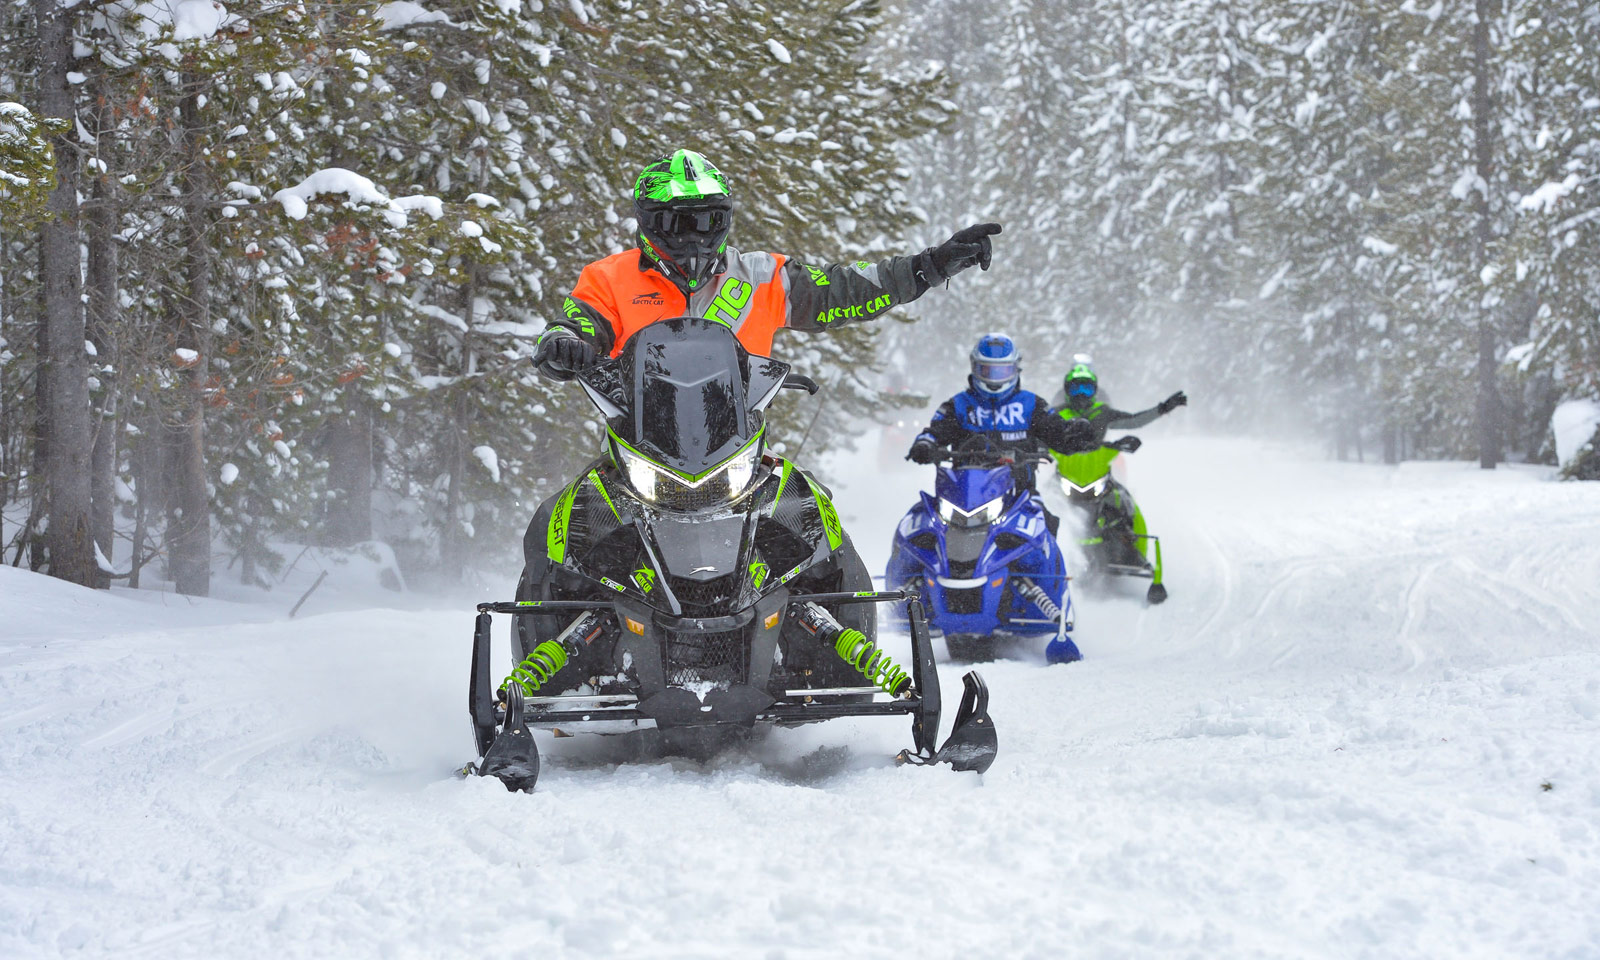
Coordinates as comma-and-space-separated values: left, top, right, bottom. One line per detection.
534, 328, 596, 381
1111, 435, 1142, 453
907, 437, 938, 464
1158, 390, 1188, 415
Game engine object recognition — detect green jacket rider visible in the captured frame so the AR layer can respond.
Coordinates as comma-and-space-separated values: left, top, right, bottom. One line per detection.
1049, 362, 1185, 591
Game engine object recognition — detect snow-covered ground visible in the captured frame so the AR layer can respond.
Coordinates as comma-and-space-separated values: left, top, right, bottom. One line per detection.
3, 436, 1598, 959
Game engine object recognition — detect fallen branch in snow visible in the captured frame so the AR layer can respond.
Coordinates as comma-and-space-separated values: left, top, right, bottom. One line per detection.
289, 570, 328, 618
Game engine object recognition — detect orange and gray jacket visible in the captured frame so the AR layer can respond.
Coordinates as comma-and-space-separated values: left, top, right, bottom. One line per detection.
542, 246, 931, 360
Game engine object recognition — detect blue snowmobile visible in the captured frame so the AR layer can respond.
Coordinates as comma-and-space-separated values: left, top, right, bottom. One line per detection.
886, 439, 1084, 664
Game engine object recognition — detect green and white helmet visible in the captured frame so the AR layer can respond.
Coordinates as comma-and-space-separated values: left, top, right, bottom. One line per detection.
633, 149, 734, 291
1063, 361, 1099, 410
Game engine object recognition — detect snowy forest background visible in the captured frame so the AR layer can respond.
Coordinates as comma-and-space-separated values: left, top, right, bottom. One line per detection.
2, 0, 1598, 597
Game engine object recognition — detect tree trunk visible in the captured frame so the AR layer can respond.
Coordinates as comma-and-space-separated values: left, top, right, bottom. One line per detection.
441, 388, 470, 579
326, 392, 374, 546
1472, 0, 1502, 469
35, 0, 96, 586
128, 418, 156, 590
167, 72, 212, 596
87, 170, 119, 587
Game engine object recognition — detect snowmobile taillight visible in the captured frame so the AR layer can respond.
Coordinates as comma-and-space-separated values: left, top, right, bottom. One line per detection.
764, 610, 781, 629
937, 495, 1004, 527
625, 617, 646, 635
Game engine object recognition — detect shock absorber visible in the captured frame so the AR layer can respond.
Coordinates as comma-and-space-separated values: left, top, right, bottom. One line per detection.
792, 601, 911, 697
501, 609, 609, 696
1015, 576, 1063, 624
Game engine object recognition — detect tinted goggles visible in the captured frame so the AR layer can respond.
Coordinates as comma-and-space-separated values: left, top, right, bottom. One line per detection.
643, 207, 730, 237
1067, 380, 1097, 398
974, 360, 1018, 383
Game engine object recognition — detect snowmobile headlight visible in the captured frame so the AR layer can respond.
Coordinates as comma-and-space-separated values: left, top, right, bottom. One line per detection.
610, 429, 764, 511
1059, 475, 1108, 499
937, 495, 1005, 527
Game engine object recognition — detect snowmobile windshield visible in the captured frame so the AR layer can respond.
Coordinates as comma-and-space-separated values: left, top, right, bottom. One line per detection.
604, 318, 776, 510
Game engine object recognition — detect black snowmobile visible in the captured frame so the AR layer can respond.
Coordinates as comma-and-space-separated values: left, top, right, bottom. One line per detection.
466, 318, 998, 791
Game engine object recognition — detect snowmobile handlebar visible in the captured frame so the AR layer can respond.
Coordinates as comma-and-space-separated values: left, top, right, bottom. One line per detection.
783, 373, 820, 395
926, 443, 1055, 468
475, 589, 917, 616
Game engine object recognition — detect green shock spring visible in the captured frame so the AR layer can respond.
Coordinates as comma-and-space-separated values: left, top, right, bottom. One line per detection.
834, 629, 911, 697
504, 641, 569, 695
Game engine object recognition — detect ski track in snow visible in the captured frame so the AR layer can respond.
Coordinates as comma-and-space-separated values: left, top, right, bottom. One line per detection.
3, 437, 1599, 959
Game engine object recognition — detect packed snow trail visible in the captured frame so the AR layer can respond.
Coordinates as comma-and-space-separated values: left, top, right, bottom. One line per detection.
2, 437, 1598, 959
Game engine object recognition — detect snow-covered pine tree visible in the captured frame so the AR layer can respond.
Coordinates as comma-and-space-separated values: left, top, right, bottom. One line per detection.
1497, 3, 1600, 457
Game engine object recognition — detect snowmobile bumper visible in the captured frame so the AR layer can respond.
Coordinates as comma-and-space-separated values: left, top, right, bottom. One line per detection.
466, 590, 997, 791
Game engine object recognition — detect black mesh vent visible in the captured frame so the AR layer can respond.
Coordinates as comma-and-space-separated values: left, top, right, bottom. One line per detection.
668, 574, 741, 615
754, 518, 814, 572
994, 533, 1028, 552
663, 627, 747, 685
945, 587, 985, 614
948, 559, 977, 579
909, 531, 938, 551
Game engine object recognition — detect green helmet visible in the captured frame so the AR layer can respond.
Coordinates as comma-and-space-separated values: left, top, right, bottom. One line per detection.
1063, 362, 1099, 411
633, 150, 733, 291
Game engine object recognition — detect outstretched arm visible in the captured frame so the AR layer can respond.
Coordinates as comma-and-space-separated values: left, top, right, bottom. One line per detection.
783, 254, 927, 332
1102, 391, 1186, 429
783, 223, 1003, 332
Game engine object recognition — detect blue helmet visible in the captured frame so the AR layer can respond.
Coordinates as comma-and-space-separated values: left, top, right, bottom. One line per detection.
970, 333, 1020, 396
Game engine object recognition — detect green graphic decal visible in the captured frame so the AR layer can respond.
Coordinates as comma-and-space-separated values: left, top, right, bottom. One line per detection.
600, 576, 626, 593
704, 277, 753, 327
547, 481, 579, 564
632, 567, 656, 594
807, 265, 830, 286
804, 473, 844, 551
815, 294, 891, 325
587, 468, 619, 520
634, 149, 729, 202
773, 458, 794, 504
562, 297, 595, 335
749, 560, 769, 589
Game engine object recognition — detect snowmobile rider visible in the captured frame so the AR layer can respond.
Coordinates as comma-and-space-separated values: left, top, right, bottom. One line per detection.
1048, 362, 1187, 430
1049, 361, 1185, 579
907, 334, 1113, 534
533, 148, 1004, 379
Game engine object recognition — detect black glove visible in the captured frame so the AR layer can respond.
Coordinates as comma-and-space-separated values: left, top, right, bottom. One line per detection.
920, 222, 1002, 283
1112, 435, 1142, 453
1158, 390, 1188, 415
534, 328, 595, 381
1060, 416, 1099, 451
907, 438, 938, 464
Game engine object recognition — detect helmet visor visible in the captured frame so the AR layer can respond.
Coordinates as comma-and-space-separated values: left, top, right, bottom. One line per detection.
1067, 380, 1097, 399
973, 360, 1018, 385
643, 207, 730, 238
